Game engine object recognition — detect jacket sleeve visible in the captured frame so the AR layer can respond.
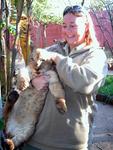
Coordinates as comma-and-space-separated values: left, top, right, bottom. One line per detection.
56, 49, 108, 94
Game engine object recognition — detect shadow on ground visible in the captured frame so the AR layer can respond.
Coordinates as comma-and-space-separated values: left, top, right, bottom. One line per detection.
90, 101, 113, 150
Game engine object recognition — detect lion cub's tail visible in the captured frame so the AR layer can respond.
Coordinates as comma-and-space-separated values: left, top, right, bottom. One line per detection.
3, 90, 19, 123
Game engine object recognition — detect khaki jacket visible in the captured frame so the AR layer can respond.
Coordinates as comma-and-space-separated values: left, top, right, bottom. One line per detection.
29, 42, 108, 150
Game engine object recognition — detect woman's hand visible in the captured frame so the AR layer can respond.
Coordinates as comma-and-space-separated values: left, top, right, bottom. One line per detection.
31, 75, 49, 90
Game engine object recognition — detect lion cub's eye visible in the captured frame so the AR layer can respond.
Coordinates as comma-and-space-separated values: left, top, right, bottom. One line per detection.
39, 58, 45, 62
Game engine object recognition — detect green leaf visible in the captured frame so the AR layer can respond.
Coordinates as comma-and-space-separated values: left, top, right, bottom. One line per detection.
32, 0, 62, 24
98, 75, 113, 96
0, 118, 4, 130
14, 0, 18, 7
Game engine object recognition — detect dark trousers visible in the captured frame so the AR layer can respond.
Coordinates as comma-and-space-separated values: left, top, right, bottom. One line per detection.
21, 144, 41, 150
21, 144, 88, 150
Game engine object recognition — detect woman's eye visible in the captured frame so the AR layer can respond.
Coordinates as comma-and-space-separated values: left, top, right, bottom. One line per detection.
70, 25, 75, 28
71, 25, 77, 28
62, 25, 78, 29
62, 25, 67, 28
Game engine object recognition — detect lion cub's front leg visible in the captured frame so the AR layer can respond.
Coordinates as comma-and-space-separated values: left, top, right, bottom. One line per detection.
46, 70, 67, 114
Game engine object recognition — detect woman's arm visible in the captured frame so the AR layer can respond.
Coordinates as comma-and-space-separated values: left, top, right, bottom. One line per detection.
55, 49, 108, 94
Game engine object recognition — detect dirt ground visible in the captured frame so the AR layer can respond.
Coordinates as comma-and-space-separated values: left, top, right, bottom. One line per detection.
90, 101, 113, 150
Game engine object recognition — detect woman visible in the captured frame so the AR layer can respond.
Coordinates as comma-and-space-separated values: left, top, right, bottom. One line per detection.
23, 5, 108, 150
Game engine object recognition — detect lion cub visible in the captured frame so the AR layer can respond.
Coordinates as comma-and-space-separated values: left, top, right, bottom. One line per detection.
4, 48, 67, 150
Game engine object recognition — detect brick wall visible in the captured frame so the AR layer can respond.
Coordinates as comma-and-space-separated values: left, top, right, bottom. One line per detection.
91, 11, 113, 49
30, 11, 113, 50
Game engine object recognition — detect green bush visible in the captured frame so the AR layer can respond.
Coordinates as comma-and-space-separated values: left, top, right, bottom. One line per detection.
98, 75, 113, 96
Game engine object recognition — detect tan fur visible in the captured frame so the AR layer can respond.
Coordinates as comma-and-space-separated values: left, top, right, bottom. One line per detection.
4, 48, 67, 149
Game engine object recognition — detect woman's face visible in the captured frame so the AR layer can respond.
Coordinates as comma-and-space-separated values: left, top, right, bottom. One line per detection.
62, 13, 87, 49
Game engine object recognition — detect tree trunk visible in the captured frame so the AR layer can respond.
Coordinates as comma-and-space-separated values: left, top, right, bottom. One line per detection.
0, 0, 7, 99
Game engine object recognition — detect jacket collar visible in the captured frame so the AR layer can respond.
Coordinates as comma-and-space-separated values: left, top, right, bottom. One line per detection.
63, 43, 93, 56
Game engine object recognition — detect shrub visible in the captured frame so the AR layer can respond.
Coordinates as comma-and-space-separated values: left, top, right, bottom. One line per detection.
98, 75, 113, 96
